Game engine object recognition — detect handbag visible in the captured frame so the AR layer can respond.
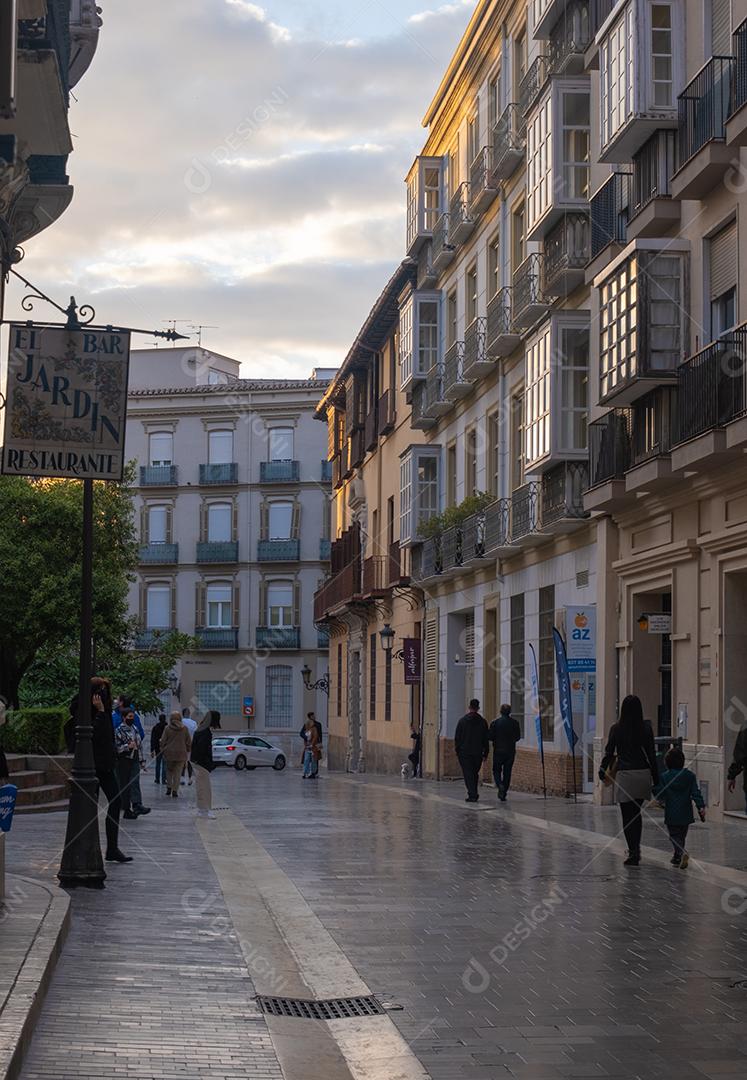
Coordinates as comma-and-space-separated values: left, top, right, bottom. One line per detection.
602, 757, 619, 787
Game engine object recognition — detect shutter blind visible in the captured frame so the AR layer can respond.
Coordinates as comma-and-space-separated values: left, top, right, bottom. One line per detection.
232, 581, 240, 628
166, 505, 173, 544
140, 506, 148, 543
196, 581, 206, 628
425, 616, 438, 671
258, 580, 268, 627
291, 503, 301, 539
710, 219, 737, 300
199, 502, 207, 542
327, 413, 336, 458
464, 612, 475, 666
232, 499, 238, 541
293, 581, 301, 627
711, 0, 732, 56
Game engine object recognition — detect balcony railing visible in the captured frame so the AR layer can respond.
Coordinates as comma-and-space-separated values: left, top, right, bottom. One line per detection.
134, 629, 177, 650
678, 56, 733, 168
461, 511, 485, 561
378, 388, 396, 434
196, 541, 239, 563
492, 104, 526, 179
441, 526, 463, 572
443, 341, 471, 400
587, 411, 632, 488
463, 317, 493, 379
420, 537, 442, 579
411, 379, 437, 429
469, 146, 498, 210
387, 541, 405, 585
589, 0, 616, 35
362, 555, 389, 596
511, 483, 540, 541
140, 465, 178, 487
512, 254, 550, 330
548, 2, 593, 73
260, 460, 300, 483
589, 171, 632, 261
733, 17, 747, 116
256, 627, 301, 650
448, 183, 475, 244
432, 212, 455, 270
541, 463, 589, 526
632, 130, 676, 217
519, 56, 550, 114
257, 539, 301, 561
320, 538, 331, 560
543, 214, 590, 296
196, 628, 239, 650
139, 542, 179, 565
486, 288, 518, 354
629, 387, 677, 466
483, 499, 511, 552
365, 407, 379, 451
675, 327, 747, 444
200, 463, 238, 485
313, 560, 362, 620
321, 459, 334, 483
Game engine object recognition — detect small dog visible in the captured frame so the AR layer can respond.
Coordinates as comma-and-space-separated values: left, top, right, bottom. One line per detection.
401, 762, 412, 779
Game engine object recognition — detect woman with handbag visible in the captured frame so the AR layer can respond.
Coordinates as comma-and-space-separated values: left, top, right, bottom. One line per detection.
191, 711, 218, 819
599, 695, 659, 866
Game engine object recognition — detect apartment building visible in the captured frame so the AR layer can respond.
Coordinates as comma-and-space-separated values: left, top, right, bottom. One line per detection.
126, 347, 334, 751
313, 262, 429, 773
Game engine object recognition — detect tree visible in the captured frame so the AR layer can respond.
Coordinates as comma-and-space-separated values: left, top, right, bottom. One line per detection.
0, 471, 139, 707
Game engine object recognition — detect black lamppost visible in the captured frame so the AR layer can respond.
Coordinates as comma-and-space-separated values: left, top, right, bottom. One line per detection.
379, 623, 405, 662
301, 661, 330, 696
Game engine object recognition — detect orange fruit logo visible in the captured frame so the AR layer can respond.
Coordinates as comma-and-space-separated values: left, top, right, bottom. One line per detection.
574, 613, 588, 629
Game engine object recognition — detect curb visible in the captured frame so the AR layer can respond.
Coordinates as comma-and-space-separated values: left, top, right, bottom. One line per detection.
0, 876, 70, 1080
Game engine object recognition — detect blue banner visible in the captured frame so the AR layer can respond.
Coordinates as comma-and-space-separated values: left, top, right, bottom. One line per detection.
0, 784, 17, 833
552, 628, 579, 751
528, 644, 543, 752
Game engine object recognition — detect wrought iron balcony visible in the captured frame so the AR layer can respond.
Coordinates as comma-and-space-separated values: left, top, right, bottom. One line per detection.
432, 212, 455, 271
320, 538, 331, 560
139, 542, 179, 565
441, 526, 463, 572
463, 317, 493, 380
256, 627, 301, 650
519, 55, 550, 114
483, 499, 512, 554
411, 379, 437, 430
317, 628, 331, 650
140, 465, 178, 487
732, 17, 747, 117
200, 463, 238, 485
196, 541, 239, 563
257, 539, 300, 562
134, 629, 176, 650
632, 131, 676, 217
321, 458, 334, 483
443, 342, 472, 402
492, 104, 526, 180
587, 411, 632, 488
678, 56, 733, 169
196, 628, 239, 650
378, 388, 396, 434
540, 463, 589, 529
260, 460, 300, 483
448, 183, 476, 245
461, 512, 485, 562
675, 327, 747, 445
512, 254, 551, 331
470, 146, 499, 213
589, 171, 631, 262
416, 537, 442, 581
543, 214, 590, 297
365, 407, 379, 451
486, 288, 521, 357
511, 483, 541, 543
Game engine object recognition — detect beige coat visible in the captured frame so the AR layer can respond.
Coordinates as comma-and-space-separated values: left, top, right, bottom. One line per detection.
160, 721, 192, 765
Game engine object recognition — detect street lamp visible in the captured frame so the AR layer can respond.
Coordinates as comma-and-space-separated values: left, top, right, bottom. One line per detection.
379, 624, 405, 662
301, 660, 330, 696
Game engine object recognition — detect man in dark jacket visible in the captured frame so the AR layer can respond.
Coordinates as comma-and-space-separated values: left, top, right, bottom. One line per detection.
489, 704, 522, 801
727, 725, 747, 813
299, 712, 323, 745
454, 699, 489, 802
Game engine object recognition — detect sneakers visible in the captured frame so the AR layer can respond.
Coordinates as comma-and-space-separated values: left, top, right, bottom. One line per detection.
134, 806, 151, 816
122, 810, 137, 820
623, 853, 640, 866
680, 853, 689, 870
671, 854, 681, 866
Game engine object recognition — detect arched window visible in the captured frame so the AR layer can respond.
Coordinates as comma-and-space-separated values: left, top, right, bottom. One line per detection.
265, 665, 293, 729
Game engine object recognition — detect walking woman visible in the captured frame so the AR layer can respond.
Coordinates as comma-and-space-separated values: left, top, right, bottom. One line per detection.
191, 711, 217, 818
151, 713, 167, 785
600, 695, 659, 866
302, 718, 320, 779
160, 711, 192, 797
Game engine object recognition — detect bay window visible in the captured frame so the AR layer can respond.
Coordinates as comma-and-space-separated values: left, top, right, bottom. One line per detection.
400, 448, 441, 545
525, 314, 590, 472
527, 81, 590, 239
399, 291, 442, 389
406, 156, 444, 253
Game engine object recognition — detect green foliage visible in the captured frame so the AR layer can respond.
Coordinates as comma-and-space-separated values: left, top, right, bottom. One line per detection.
417, 491, 494, 539
0, 469, 139, 707
0, 707, 67, 755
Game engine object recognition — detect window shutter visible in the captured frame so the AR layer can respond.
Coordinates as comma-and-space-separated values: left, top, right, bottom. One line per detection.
196, 581, 206, 628
260, 501, 269, 541
425, 615, 438, 672
464, 612, 475, 666
711, 0, 732, 56
140, 506, 148, 543
291, 502, 301, 539
199, 501, 207, 542
232, 581, 240, 628
166, 505, 173, 544
328, 413, 336, 458
139, 579, 147, 625
232, 499, 238, 541
258, 579, 268, 627
710, 219, 737, 300
170, 581, 177, 630
293, 581, 301, 627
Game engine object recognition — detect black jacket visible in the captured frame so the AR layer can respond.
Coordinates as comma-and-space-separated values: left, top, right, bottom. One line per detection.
67, 694, 116, 773
489, 713, 522, 755
727, 726, 747, 791
150, 721, 167, 754
454, 711, 489, 760
0, 748, 8, 781
191, 728, 214, 771
600, 721, 658, 783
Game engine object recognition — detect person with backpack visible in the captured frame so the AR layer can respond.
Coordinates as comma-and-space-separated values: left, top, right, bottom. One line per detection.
489, 704, 522, 801
454, 699, 489, 803
653, 746, 706, 869
599, 694, 659, 866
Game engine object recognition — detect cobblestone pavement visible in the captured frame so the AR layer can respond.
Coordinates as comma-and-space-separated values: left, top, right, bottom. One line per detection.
6, 767, 747, 1080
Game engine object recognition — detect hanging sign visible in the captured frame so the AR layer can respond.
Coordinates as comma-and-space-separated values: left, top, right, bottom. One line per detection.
565, 606, 596, 672
403, 638, 422, 685
2, 323, 131, 481
0, 784, 17, 833
645, 614, 672, 635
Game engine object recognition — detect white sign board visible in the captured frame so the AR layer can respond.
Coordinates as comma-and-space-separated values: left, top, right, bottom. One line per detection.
2, 323, 130, 481
647, 614, 672, 635
565, 605, 596, 672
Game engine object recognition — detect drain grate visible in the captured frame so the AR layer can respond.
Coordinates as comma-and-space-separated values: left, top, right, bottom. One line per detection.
257, 995, 385, 1020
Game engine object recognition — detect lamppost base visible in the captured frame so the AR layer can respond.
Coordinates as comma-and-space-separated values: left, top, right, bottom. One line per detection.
57, 777, 106, 889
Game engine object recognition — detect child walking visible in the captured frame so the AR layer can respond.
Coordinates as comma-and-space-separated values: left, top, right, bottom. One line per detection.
654, 747, 706, 869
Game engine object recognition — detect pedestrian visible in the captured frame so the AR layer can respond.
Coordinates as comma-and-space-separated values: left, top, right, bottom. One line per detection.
653, 746, 706, 869
112, 696, 148, 813
301, 718, 320, 779
160, 711, 192, 797
191, 712, 217, 819
454, 699, 489, 803
489, 703, 522, 801
151, 714, 167, 785
408, 724, 421, 779
181, 708, 197, 786
299, 711, 323, 745
727, 723, 747, 813
599, 694, 659, 866
116, 710, 149, 819
68, 677, 132, 863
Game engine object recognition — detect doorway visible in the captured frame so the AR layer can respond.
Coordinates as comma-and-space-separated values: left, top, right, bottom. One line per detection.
633, 588, 672, 736
723, 571, 747, 814
348, 650, 362, 772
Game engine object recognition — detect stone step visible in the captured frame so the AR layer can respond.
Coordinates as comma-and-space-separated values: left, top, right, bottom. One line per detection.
7, 769, 47, 790
15, 799, 69, 815
16, 783, 70, 807
4, 754, 28, 775
27, 754, 73, 777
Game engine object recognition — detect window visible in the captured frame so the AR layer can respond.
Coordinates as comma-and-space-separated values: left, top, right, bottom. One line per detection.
419, 299, 440, 373
447, 444, 457, 508
206, 584, 232, 628
465, 429, 478, 496
513, 30, 527, 102
711, 0, 732, 56
512, 204, 526, 273
422, 163, 442, 231
488, 233, 500, 300
269, 427, 294, 461
337, 643, 343, 717
511, 395, 525, 492
208, 369, 227, 385
651, 4, 674, 107
527, 95, 551, 233
710, 220, 738, 338
600, 256, 638, 399
467, 102, 480, 166
600, 5, 635, 149
525, 327, 551, 470
399, 292, 441, 387
149, 432, 173, 466
466, 265, 478, 327
387, 496, 395, 548
207, 503, 232, 542
488, 411, 500, 499
196, 680, 241, 715
447, 289, 458, 347
148, 506, 168, 544
488, 71, 501, 130
269, 502, 293, 539
449, 140, 460, 197
559, 326, 589, 453
265, 665, 293, 729
369, 632, 377, 724
561, 92, 590, 201
510, 593, 525, 734
417, 456, 439, 525
406, 156, 444, 250
146, 584, 171, 629
208, 430, 233, 464
384, 649, 392, 722
267, 582, 294, 627
400, 450, 441, 544
538, 586, 555, 740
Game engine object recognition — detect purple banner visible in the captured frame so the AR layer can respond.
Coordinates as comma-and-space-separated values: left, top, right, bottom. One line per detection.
403, 638, 422, 684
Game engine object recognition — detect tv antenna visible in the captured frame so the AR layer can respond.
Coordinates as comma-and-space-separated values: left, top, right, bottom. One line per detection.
163, 319, 192, 345
190, 323, 218, 347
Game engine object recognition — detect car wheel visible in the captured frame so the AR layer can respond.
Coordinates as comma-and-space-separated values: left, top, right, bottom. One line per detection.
234, 754, 247, 771
273, 755, 286, 771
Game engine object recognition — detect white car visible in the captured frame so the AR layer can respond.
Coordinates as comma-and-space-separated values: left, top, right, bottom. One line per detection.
212, 735, 286, 772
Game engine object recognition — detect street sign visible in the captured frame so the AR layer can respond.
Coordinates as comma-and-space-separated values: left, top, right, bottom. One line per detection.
2, 323, 131, 481
243, 696, 255, 719
0, 784, 17, 833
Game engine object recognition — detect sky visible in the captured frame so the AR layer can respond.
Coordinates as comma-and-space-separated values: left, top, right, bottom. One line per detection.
5, 0, 478, 379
